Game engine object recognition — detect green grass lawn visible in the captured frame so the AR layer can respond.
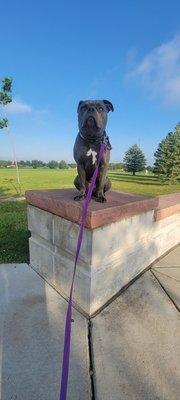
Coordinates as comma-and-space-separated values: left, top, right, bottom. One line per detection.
0, 168, 76, 199
0, 201, 29, 263
0, 167, 179, 263
0, 167, 180, 199
109, 171, 180, 196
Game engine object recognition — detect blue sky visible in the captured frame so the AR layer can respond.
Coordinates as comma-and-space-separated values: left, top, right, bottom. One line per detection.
0, 0, 180, 164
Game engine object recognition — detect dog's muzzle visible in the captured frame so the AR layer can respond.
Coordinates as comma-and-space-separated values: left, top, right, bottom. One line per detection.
86, 116, 97, 127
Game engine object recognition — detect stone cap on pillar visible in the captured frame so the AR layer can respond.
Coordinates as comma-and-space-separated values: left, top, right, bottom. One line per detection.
25, 189, 158, 229
154, 193, 180, 221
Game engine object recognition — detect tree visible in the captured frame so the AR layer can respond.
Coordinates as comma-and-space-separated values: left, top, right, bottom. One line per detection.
18, 160, 26, 167
48, 160, 59, 169
154, 124, 180, 184
0, 159, 11, 167
31, 159, 44, 169
59, 160, 68, 169
0, 77, 12, 129
25, 160, 32, 167
123, 144, 146, 175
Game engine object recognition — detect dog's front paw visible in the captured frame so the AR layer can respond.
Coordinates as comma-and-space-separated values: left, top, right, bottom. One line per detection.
74, 192, 86, 201
96, 193, 107, 203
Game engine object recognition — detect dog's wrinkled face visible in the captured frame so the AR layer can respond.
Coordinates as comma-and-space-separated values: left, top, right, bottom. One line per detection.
78, 99, 113, 138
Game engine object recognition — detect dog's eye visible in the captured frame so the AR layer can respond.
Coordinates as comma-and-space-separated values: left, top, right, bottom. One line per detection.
81, 106, 87, 112
98, 106, 104, 112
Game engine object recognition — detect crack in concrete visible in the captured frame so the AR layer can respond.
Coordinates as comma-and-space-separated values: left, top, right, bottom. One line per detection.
151, 268, 180, 283
151, 269, 180, 313
153, 265, 180, 268
88, 320, 96, 400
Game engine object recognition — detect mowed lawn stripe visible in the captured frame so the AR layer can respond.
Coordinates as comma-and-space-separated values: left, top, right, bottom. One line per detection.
0, 168, 180, 199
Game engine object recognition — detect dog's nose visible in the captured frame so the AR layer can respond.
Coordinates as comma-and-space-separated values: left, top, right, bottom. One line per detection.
88, 105, 95, 112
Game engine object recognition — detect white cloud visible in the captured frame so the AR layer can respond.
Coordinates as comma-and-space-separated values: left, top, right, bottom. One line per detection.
128, 35, 180, 106
6, 98, 32, 114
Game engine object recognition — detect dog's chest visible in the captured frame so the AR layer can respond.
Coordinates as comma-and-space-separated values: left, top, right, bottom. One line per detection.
86, 148, 97, 165
74, 138, 99, 166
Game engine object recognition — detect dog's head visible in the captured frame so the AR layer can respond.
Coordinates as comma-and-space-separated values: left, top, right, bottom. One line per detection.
78, 99, 114, 139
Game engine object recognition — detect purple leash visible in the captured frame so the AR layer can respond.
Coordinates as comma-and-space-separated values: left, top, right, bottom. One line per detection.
59, 142, 106, 400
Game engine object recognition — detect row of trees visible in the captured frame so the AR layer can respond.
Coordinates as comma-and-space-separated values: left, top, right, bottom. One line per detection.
18, 159, 70, 169
123, 123, 180, 183
0, 158, 153, 171
0, 159, 76, 169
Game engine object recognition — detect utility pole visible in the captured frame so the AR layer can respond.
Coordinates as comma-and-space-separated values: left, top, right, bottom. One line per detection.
6, 120, 21, 195
0, 77, 21, 196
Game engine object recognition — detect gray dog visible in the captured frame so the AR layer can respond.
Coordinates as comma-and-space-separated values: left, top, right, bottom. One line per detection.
73, 99, 114, 202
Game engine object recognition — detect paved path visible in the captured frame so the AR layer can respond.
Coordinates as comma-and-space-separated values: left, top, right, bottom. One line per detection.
0, 264, 91, 400
152, 245, 180, 310
92, 245, 180, 400
0, 245, 180, 399
92, 269, 180, 399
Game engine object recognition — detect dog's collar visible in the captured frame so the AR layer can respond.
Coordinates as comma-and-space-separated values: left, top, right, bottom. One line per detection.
79, 132, 103, 144
79, 131, 112, 150
79, 132, 86, 140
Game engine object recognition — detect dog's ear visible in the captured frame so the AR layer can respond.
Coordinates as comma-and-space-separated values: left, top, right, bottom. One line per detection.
102, 100, 114, 112
77, 100, 84, 112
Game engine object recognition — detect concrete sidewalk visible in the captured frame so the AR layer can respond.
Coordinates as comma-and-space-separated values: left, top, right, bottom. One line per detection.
0, 264, 91, 400
152, 245, 180, 310
0, 245, 180, 399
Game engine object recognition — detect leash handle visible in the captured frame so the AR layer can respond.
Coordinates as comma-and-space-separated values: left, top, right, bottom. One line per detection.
59, 142, 106, 400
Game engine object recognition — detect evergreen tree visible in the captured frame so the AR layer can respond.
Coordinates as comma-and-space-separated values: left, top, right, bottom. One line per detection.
154, 124, 180, 184
123, 144, 146, 175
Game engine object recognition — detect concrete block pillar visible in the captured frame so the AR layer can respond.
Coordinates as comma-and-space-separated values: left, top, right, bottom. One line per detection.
26, 189, 180, 316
